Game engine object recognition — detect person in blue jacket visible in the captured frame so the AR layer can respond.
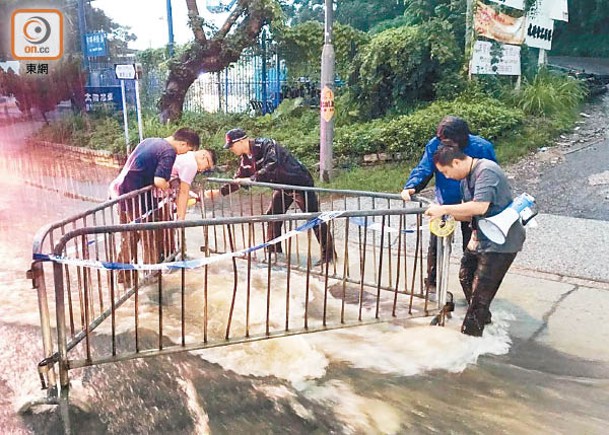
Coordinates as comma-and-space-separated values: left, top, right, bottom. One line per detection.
400, 116, 497, 293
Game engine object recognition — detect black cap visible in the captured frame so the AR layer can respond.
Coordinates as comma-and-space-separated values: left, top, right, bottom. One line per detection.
224, 128, 248, 149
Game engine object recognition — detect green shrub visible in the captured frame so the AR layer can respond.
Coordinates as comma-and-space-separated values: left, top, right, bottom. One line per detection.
275, 22, 369, 82
350, 19, 462, 119
508, 68, 588, 117
334, 97, 525, 159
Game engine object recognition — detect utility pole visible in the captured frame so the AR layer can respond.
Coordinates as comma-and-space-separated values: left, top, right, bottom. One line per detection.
465, 0, 474, 61
319, 0, 335, 183
166, 0, 175, 57
77, 0, 89, 83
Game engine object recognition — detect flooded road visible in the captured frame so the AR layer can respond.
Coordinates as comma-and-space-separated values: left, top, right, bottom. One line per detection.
1, 121, 608, 434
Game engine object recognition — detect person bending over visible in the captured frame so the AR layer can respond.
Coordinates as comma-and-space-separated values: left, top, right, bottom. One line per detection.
204, 128, 336, 266
109, 128, 200, 284
171, 149, 216, 220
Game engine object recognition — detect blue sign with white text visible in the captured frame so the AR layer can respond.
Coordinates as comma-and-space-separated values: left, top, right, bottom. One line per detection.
84, 86, 122, 112
85, 33, 107, 57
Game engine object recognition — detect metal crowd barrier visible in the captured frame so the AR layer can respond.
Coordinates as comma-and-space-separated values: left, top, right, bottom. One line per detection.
28, 179, 450, 432
27, 185, 179, 421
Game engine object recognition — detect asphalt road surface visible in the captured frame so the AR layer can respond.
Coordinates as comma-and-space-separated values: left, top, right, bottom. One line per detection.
507, 92, 609, 222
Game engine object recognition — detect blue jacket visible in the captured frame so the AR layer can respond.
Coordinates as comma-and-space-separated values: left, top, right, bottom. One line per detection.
403, 134, 497, 205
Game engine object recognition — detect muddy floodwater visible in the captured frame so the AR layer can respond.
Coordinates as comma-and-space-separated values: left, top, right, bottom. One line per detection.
1, 121, 608, 434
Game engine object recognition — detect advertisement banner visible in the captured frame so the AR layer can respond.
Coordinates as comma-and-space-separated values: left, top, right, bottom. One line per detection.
474, 1, 526, 45
488, 0, 525, 11
470, 40, 521, 76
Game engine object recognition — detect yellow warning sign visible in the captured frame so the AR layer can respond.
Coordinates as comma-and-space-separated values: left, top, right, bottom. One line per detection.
320, 86, 334, 122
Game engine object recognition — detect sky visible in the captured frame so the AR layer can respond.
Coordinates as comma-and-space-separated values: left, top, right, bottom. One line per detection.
93, 0, 230, 51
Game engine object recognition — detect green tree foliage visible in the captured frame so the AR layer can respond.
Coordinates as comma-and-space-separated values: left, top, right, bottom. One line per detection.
275, 21, 369, 81
335, 0, 406, 32
86, 5, 137, 58
350, 19, 463, 119
561, 0, 607, 35
402, 0, 466, 44
553, 0, 609, 56
288, 0, 406, 31
137, 47, 171, 110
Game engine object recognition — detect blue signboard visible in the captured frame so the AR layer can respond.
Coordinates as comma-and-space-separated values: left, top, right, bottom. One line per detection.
85, 32, 107, 57
84, 86, 122, 112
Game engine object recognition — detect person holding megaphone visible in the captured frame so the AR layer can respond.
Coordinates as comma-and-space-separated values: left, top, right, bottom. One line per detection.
401, 116, 497, 298
425, 145, 526, 337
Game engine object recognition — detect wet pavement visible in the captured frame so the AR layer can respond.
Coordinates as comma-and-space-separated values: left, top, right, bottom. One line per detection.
1, 111, 609, 433
549, 56, 609, 76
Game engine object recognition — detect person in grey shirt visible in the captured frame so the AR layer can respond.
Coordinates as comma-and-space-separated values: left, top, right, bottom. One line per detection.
425, 145, 525, 336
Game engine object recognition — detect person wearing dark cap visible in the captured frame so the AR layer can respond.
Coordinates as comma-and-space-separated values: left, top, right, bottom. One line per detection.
204, 128, 336, 265
400, 116, 496, 295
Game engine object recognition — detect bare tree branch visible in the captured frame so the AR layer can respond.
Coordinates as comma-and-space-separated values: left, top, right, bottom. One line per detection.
185, 0, 207, 43
214, 0, 248, 40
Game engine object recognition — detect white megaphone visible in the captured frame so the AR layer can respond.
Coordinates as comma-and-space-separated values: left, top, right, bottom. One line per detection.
477, 193, 537, 244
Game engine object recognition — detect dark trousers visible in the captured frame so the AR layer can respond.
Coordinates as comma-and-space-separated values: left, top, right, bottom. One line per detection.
265, 189, 335, 261
116, 193, 163, 286
458, 249, 517, 336
427, 221, 472, 286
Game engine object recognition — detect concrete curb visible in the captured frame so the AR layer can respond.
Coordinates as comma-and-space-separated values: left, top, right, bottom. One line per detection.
33, 140, 122, 168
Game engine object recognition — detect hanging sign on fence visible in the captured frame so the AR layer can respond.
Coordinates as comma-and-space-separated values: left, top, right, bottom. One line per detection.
84, 86, 122, 112
85, 32, 107, 57
470, 40, 521, 76
320, 86, 335, 122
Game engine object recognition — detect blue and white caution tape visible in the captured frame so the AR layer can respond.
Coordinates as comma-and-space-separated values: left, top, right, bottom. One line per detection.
33, 211, 344, 271
349, 216, 419, 234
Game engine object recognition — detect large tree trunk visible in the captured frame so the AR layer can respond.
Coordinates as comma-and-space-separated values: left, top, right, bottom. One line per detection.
158, 60, 199, 124
158, 0, 277, 123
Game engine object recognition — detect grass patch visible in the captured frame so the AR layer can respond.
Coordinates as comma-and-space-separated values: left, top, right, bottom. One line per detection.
320, 162, 415, 193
